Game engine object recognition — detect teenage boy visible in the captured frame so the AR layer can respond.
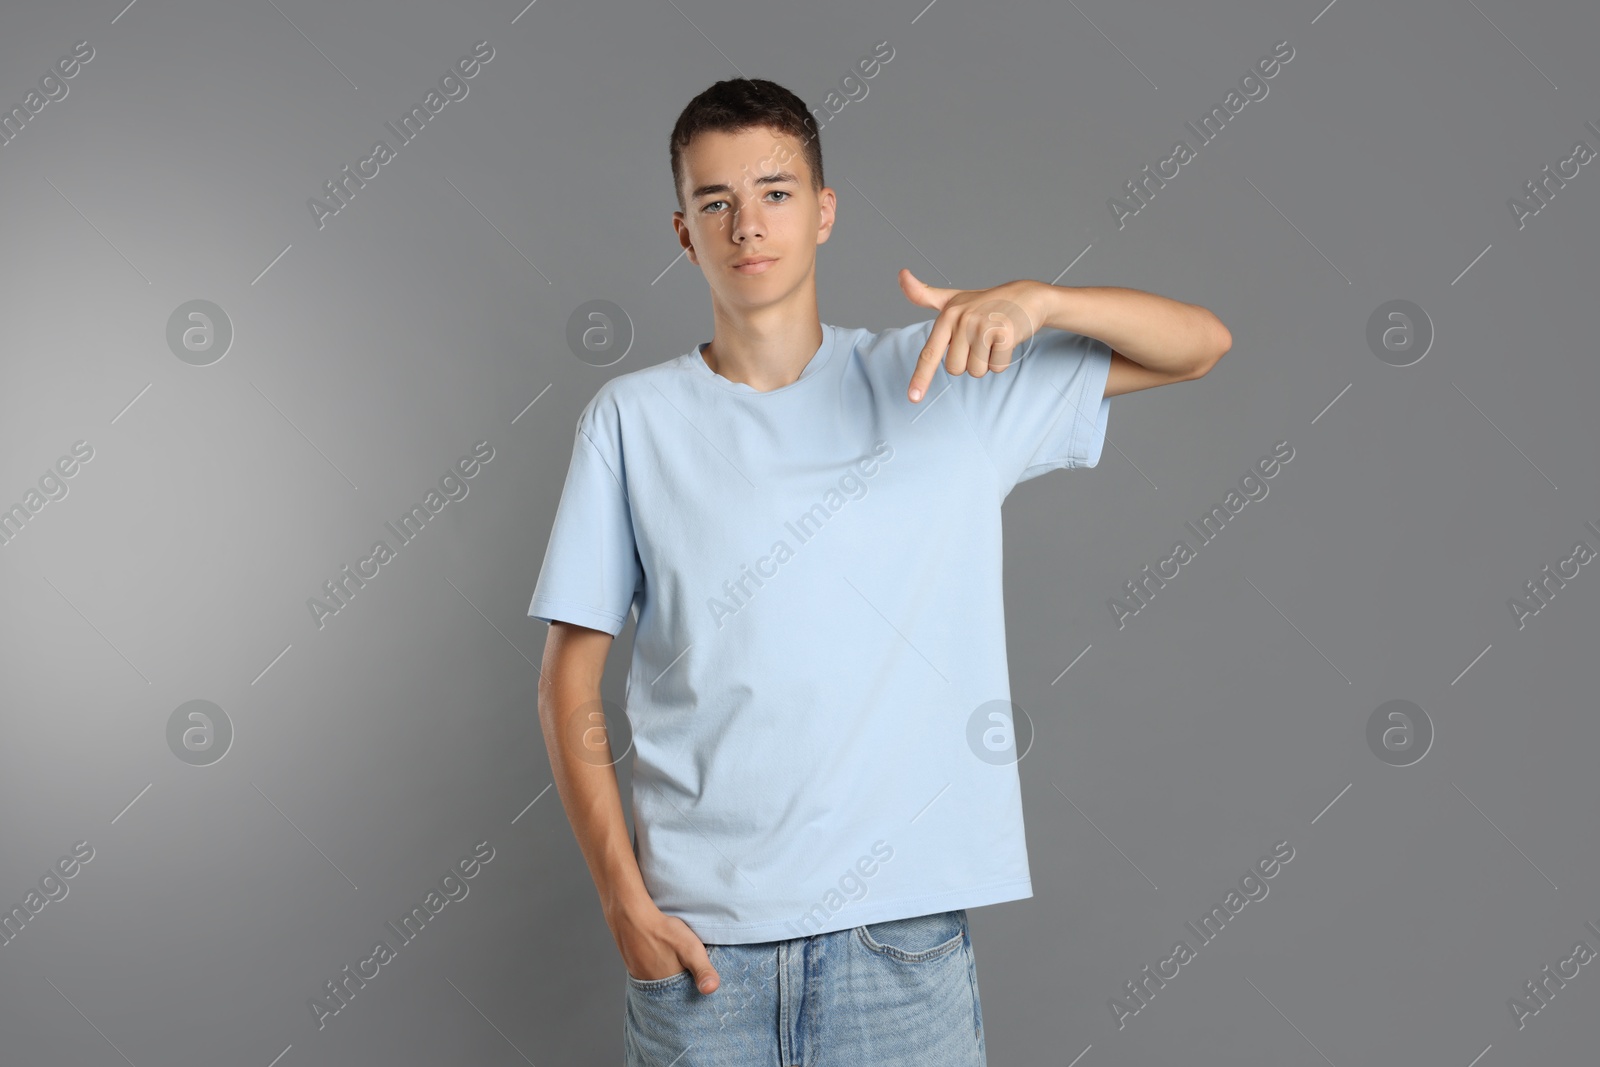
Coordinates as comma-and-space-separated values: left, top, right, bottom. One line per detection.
530, 79, 1229, 1066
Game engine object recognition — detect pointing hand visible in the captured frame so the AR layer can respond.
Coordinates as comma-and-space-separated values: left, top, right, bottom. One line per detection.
899, 269, 1051, 403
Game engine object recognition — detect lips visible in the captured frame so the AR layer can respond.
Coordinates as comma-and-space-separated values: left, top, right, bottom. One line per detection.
733, 257, 776, 274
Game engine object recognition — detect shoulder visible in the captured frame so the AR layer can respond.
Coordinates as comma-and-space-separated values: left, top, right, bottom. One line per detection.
573, 354, 689, 444
852, 318, 934, 359
838, 319, 937, 387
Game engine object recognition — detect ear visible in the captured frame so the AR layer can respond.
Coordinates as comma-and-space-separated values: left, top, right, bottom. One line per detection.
816, 186, 837, 244
673, 215, 699, 264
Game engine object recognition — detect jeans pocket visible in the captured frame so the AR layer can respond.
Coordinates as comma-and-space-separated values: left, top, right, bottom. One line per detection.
856, 909, 966, 962
626, 967, 694, 992
626, 942, 724, 993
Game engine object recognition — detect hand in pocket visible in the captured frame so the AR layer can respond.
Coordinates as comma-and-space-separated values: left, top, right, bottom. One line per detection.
610, 898, 721, 993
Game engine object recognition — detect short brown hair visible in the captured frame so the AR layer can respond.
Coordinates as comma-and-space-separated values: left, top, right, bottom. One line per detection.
670, 79, 823, 214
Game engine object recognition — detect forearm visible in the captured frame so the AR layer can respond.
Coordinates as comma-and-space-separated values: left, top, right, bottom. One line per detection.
538, 669, 653, 918
1037, 283, 1229, 378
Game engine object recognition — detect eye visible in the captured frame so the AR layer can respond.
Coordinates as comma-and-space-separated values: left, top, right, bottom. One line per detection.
702, 190, 793, 213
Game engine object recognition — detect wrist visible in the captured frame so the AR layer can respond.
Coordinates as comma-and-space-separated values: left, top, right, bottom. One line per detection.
599, 874, 655, 918
1032, 280, 1077, 333
602, 888, 657, 929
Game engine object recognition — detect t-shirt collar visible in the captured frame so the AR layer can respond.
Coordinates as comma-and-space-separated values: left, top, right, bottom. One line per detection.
687, 323, 837, 396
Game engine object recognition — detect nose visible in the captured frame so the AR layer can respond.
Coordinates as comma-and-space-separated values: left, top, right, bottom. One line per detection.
728, 200, 766, 244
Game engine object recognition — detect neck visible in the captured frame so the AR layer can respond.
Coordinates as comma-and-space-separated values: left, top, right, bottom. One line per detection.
702, 297, 825, 392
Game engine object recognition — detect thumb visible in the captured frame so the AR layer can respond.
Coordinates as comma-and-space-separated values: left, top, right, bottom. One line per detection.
687, 945, 720, 995
899, 267, 952, 311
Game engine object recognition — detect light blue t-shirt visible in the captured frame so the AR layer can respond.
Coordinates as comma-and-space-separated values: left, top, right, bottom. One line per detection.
529, 318, 1112, 944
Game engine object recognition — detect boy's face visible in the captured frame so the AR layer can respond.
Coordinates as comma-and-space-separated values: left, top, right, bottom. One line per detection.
673, 126, 836, 308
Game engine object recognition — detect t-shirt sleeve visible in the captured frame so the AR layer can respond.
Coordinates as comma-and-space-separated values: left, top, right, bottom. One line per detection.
935, 319, 1113, 491
527, 425, 643, 636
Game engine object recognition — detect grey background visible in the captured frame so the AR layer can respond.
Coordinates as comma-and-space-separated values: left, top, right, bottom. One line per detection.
1, 0, 1597, 1064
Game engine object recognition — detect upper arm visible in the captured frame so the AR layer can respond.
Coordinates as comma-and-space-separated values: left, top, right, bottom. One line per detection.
540, 619, 615, 698
1103, 315, 1230, 398
528, 421, 643, 637
1103, 350, 1205, 398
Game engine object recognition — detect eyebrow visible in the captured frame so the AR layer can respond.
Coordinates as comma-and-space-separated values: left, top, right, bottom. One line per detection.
691, 171, 801, 201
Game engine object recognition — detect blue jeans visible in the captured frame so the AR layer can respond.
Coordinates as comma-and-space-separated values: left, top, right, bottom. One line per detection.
623, 908, 987, 1066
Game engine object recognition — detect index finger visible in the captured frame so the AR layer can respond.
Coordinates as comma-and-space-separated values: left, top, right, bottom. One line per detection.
909, 316, 953, 403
